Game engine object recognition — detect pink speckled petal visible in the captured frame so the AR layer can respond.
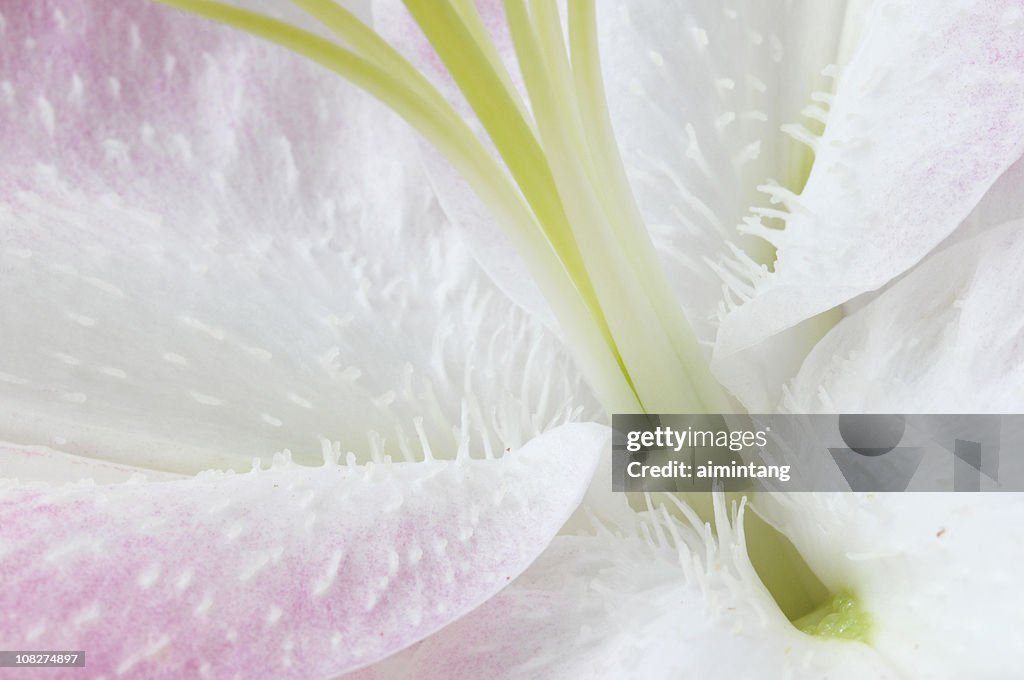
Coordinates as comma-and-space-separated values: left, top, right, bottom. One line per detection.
943, 154, 1024, 248
0, 422, 605, 679
714, 0, 1024, 409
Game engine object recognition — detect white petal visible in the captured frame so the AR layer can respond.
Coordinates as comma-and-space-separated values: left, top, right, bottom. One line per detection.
783, 218, 1024, 413
345, 495, 897, 679
715, 0, 1024, 408
0, 422, 604, 679
0, 1, 599, 475
761, 492, 1024, 679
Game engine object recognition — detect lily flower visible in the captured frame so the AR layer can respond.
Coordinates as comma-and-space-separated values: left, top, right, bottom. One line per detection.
1, 0, 1022, 678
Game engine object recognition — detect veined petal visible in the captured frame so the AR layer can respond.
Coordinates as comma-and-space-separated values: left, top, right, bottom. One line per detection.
782, 218, 1024, 413
0, 422, 604, 679
715, 0, 1024, 409
343, 496, 897, 679
0, 0, 599, 475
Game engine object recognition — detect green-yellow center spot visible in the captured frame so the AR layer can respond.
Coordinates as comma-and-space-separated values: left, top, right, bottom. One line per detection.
794, 591, 872, 642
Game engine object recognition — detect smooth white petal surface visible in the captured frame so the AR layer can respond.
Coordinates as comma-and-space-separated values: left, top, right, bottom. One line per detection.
344, 497, 897, 679
715, 0, 1024, 409
783, 219, 1024, 413
0, 422, 604, 679
0, 1, 599, 475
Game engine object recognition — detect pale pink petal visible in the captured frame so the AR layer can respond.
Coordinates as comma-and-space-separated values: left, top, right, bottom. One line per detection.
840, 154, 1024, 319
0, 422, 604, 679
942, 155, 1024, 249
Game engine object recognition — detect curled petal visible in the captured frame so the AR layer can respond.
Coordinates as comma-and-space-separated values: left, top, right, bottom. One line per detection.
769, 218, 1024, 678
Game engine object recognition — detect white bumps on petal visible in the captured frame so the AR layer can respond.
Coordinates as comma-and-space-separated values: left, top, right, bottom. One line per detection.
0, 423, 605, 679
783, 218, 1024, 413
715, 0, 1024, 409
